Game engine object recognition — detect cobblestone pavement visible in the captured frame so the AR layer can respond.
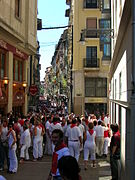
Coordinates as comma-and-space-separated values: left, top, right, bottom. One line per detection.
0, 155, 112, 180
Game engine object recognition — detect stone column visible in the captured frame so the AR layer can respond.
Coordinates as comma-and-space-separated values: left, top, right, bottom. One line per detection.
7, 51, 13, 113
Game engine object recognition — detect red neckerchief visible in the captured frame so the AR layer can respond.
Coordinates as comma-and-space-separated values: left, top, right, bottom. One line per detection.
7, 129, 12, 136
70, 124, 76, 128
53, 122, 58, 125
89, 129, 94, 135
85, 120, 89, 126
55, 142, 67, 152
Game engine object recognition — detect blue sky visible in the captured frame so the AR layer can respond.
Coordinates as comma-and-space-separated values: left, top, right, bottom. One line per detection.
37, 0, 69, 81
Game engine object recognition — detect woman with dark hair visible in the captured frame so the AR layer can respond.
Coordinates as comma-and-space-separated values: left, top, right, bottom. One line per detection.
7, 123, 18, 173
83, 122, 96, 169
58, 155, 82, 180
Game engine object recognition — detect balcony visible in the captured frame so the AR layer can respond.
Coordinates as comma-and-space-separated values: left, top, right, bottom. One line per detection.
83, 58, 99, 68
86, 29, 99, 38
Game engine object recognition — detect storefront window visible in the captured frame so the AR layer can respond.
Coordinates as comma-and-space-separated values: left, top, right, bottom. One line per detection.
13, 58, 23, 82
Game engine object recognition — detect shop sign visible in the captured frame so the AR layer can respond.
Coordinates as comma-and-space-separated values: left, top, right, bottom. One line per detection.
29, 85, 38, 96
0, 39, 28, 60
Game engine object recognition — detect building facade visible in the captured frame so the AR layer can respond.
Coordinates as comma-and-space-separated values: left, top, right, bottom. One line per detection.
109, 0, 135, 179
68, 0, 111, 116
0, 0, 38, 115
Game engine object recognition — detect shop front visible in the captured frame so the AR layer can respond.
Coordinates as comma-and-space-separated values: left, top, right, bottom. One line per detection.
0, 39, 29, 115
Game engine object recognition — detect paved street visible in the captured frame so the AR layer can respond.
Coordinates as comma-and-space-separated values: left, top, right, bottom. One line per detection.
1, 155, 111, 180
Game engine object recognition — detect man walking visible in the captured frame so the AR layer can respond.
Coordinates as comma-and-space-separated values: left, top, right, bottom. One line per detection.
47, 129, 70, 180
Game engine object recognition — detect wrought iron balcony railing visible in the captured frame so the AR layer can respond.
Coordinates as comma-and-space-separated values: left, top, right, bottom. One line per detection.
83, 58, 99, 68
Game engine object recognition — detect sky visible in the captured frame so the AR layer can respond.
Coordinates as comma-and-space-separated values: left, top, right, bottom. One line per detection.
37, 0, 69, 81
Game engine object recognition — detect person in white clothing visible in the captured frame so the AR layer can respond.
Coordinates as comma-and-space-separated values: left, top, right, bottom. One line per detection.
7, 123, 18, 173
84, 122, 96, 169
20, 123, 31, 163
104, 113, 110, 128
65, 119, 82, 162
33, 119, 42, 161
95, 121, 107, 157
47, 129, 70, 180
76, 117, 85, 152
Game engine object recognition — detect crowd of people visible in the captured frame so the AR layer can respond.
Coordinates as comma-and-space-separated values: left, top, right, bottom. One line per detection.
0, 107, 120, 180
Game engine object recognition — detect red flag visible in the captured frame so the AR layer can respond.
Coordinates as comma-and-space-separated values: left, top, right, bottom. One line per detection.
0, 81, 2, 97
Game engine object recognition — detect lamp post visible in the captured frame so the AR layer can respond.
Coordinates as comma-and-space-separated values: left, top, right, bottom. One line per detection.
3, 77, 9, 90
22, 81, 27, 93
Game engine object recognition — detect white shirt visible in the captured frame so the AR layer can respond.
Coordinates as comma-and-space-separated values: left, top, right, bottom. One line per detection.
95, 125, 106, 137
104, 116, 110, 126
65, 125, 81, 141
84, 130, 96, 146
78, 124, 85, 139
49, 122, 63, 134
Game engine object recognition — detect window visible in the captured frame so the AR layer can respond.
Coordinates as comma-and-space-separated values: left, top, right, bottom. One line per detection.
85, 47, 97, 67
15, 0, 21, 18
0, 50, 6, 79
99, 19, 111, 59
86, 46, 97, 59
102, 0, 110, 12
85, 0, 97, 8
85, 78, 107, 97
86, 18, 97, 38
13, 58, 23, 82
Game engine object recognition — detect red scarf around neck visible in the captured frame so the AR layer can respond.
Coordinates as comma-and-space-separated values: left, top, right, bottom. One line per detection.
55, 142, 67, 152
89, 129, 94, 135
53, 122, 58, 125
70, 124, 76, 128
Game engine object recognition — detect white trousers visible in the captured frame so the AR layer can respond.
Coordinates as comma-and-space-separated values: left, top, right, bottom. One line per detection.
33, 138, 42, 159
84, 143, 96, 160
96, 137, 104, 156
68, 141, 80, 161
103, 137, 110, 155
20, 144, 29, 160
9, 146, 18, 172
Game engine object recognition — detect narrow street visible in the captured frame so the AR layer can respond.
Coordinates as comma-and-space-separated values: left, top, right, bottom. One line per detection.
1, 155, 111, 180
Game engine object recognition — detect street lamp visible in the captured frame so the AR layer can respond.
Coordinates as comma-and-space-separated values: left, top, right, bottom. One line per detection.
22, 81, 27, 92
3, 77, 9, 90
